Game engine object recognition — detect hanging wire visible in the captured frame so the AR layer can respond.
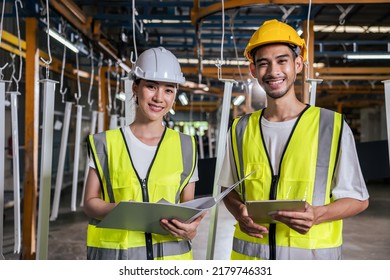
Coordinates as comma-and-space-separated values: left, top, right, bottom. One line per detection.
40, 0, 52, 79
131, 0, 138, 61
119, 67, 125, 93
97, 52, 103, 109
0, 0, 8, 79
87, 43, 95, 111
280, 6, 296, 23
59, 44, 67, 102
12, 0, 23, 92
305, 0, 313, 79
74, 51, 81, 105
229, 10, 242, 80
215, 0, 225, 80
59, 23, 68, 103
120, 68, 125, 116
0, 63, 7, 81
113, 62, 120, 113
336, 5, 354, 26
7, 54, 15, 92
130, 51, 136, 67
0, 0, 5, 49
229, 9, 248, 95
58, 45, 68, 103
106, 59, 112, 114
59, 19, 68, 102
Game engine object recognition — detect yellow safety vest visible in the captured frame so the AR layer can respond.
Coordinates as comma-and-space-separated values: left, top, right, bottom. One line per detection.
230, 106, 343, 260
86, 126, 197, 260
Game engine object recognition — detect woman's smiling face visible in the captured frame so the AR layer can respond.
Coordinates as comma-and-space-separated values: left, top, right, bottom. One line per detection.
133, 79, 177, 122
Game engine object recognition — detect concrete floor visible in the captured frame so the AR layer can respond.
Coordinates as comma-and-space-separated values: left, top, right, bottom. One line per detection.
2, 180, 389, 260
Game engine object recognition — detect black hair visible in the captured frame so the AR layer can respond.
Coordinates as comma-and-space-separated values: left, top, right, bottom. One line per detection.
251, 43, 300, 64
134, 78, 141, 85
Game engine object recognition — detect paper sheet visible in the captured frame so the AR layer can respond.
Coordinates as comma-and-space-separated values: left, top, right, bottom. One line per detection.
96, 170, 256, 234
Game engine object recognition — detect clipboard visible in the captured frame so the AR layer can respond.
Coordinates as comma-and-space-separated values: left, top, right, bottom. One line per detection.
96, 201, 201, 235
96, 170, 256, 235
246, 199, 306, 224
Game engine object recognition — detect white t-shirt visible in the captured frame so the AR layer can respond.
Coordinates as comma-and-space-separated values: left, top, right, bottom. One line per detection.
89, 126, 199, 183
218, 117, 369, 201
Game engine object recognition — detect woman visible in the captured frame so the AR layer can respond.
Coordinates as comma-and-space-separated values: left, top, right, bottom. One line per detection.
84, 47, 204, 260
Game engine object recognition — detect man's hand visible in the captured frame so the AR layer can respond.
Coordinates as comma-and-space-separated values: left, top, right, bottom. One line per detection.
271, 198, 369, 234
222, 187, 268, 238
237, 204, 269, 238
160, 212, 207, 240
270, 202, 315, 234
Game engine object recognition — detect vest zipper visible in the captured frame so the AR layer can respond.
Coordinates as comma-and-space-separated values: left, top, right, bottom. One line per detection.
259, 111, 279, 260
122, 127, 169, 260
259, 108, 308, 260
269, 174, 279, 260
141, 178, 154, 260
137, 127, 167, 260
270, 175, 279, 200
141, 178, 149, 201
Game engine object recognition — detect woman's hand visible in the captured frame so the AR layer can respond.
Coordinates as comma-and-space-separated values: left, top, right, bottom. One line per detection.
160, 212, 207, 240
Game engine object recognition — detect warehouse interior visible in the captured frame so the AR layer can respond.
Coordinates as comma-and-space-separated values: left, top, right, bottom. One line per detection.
0, 0, 390, 260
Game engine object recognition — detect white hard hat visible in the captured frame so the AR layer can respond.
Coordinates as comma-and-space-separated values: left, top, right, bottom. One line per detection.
133, 47, 185, 85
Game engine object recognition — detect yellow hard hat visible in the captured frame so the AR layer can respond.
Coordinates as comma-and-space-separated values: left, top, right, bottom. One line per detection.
244, 19, 307, 63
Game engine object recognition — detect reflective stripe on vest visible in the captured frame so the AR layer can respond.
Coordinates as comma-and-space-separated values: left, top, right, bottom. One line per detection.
90, 131, 115, 202
87, 237, 192, 260
231, 113, 251, 201
232, 237, 342, 260
86, 127, 196, 260
230, 106, 343, 259
313, 108, 339, 206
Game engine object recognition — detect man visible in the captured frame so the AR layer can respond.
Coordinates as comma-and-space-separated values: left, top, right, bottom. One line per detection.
218, 19, 369, 260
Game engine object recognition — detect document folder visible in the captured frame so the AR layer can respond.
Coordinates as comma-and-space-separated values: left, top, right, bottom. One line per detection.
246, 199, 306, 224
96, 170, 256, 235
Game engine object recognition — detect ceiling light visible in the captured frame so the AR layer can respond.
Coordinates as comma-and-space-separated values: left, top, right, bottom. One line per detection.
72, 69, 90, 79
121, 32, 128, 43
169, 108, 175, 115
178, 92, 189, 106
193, 89, 205, 94
177, 58, 249, 66
197, 83, 210, 92
232, 95, 245, 106
54, 120, 62, 131
118, 61, 131, 73
144, 19, 190, 24
182, 81, 198, 88
48, 28, 79, 53
313, 62, 325, 68
116, 92, 126, 101
314, 25, 390, 34
345, 54, 390, 60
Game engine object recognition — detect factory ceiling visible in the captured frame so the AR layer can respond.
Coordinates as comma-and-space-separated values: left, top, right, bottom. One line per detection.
4, 0, 390, 115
